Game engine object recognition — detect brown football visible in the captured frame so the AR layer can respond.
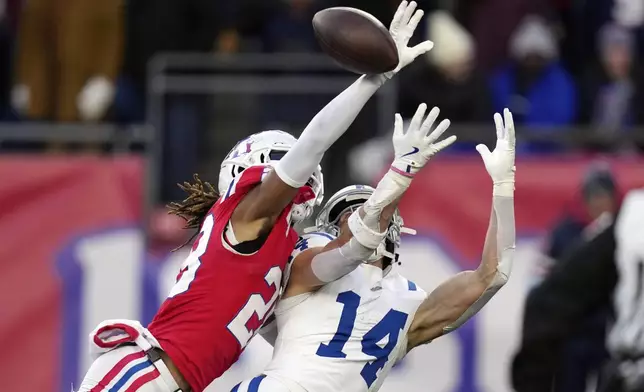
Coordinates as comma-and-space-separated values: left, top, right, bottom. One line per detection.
312, 7, 399, 75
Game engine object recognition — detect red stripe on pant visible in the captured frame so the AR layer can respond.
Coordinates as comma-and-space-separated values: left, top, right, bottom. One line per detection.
124, 368, 161, 392
90, 351, 147, 392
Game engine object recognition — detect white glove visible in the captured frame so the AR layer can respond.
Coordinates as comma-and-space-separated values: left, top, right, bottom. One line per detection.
356, 103, 454, 247
384, 1, 435, 79
77, 76, 115, 121
390, 103, 456, 177
476, 108, 516, 197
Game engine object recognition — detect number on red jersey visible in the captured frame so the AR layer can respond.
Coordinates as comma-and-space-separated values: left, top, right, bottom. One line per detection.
168, 214, 215, 297
227, 266, 282, 347
166, 211, 284, 348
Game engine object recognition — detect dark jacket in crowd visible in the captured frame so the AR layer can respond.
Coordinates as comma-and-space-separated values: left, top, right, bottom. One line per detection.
579, 64, 644, 127
122, 0, 233, 89
512, 223, 618, 392
398, 59, 492, 123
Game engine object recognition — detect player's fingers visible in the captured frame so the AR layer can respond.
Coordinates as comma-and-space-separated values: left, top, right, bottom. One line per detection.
421, 106, 440, 137
475, 144, 491, 161
504, 108, 516, 145
409, 103, 427, 133
407, 9, 424, 34
394, 113, 404, 138
402, 1, 417, 27
494, 112, 504, 140
390, 0, 407, 32
426, 118, 450, 142
410, 41, 434, 59
433, 134, 457, 152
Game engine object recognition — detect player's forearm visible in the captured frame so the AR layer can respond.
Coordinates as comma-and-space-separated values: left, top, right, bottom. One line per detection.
406, 194, 516, 349
287, 238, 375, 296
350, 169, 411, 250
406, 270, 487, 350
275, 74, 386, 188
476, 205, 499, 284
310, 239, 374, 284
442, 194, 515, 333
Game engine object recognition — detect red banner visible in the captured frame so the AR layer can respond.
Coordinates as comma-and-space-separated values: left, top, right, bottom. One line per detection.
400, 155, 644, 267
0, 156, 144, 392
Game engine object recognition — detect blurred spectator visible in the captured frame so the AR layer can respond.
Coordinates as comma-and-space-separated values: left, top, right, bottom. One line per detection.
552, 0, 614, 75
490, 15, 577, 151
398, 11, 491, 124
12, 0, 123, 122
580, 24, 644, 149
456, 0, 548, 72
613, 0, 644, 28
114, 0, 238, 202
0, 0, 15, 120
512, 185, 644, 392
540, 164, 619, 267
525, 164, 619, 392
239, 0, 321, 53
115, 0, 236, 123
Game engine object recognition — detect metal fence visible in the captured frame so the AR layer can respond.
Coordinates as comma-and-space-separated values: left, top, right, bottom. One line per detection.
1, 53, 643, 208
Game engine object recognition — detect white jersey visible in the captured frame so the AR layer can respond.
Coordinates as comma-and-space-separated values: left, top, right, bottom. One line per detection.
608, 189, 644, 355
263, 232, 427, 392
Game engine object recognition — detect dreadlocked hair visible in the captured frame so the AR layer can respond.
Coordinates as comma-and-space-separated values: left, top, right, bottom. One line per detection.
167, 174, 220, 249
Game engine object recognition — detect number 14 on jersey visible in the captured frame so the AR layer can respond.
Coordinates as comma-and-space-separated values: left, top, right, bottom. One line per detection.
316, 291, 408, 388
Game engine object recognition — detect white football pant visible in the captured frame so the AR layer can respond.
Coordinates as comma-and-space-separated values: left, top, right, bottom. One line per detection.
77, 344, 179, 392
231, 374, 306, 392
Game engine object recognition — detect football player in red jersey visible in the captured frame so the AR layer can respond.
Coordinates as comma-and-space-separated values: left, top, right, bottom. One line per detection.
76, 2, 433, 392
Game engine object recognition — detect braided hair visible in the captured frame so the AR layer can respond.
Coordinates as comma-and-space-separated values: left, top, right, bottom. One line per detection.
167, 174, 220, 247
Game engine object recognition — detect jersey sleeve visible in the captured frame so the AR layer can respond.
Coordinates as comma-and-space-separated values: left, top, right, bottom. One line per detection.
220, 165, 271, 202
282, 232, 336, 287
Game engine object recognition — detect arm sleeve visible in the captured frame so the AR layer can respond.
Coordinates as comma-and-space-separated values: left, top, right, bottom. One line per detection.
310, 238, 374, 283
443, 195, 515, 334
511, 223, 618, 392
275, 74, 386, 187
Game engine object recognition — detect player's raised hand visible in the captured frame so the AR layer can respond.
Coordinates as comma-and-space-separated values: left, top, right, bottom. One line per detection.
391, 103, 456, 177
476, 108, 516, 197
386, 1, 434, 77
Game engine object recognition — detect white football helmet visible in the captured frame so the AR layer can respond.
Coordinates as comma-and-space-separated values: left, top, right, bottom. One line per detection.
314, 185, 416, 264
218, 130, 324, 222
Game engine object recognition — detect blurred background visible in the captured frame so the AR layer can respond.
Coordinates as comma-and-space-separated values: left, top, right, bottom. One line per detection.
2, 0, 644, 391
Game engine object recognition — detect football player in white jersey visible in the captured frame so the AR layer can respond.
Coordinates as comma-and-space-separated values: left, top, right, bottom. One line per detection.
230, 109, 517, 392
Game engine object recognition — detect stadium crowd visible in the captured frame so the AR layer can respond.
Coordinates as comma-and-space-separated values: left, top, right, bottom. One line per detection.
1, 0, 643, 139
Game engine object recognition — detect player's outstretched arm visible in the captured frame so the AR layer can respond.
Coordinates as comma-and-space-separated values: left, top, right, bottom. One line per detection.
405, 109, 516, 351
286, 104, 456, 296
231, 1, 433, 240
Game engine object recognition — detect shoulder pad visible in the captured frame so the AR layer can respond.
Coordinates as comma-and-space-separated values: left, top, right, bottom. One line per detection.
290, 232, 335, 260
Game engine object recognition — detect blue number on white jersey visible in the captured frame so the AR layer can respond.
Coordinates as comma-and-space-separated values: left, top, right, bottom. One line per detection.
316, 291, 408, 388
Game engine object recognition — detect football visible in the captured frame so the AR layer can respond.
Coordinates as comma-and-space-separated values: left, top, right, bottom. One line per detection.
312, 7, 399, 75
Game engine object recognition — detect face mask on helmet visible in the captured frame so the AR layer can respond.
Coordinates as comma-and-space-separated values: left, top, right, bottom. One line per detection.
288, 165, 324, 222
314, 185, 416, 264
218, 130, 324, 222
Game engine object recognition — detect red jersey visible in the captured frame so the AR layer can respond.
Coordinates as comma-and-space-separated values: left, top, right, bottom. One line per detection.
148, 165, 299, 392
